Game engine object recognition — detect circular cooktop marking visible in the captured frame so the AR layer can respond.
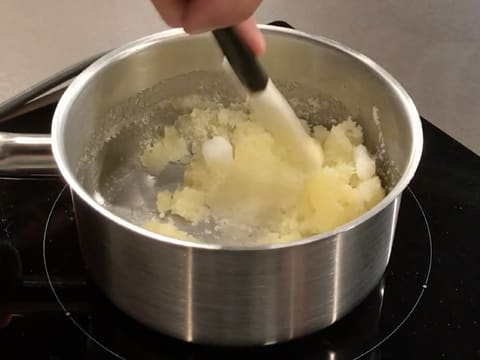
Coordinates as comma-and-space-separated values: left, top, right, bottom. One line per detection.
351, 187, 433, 359
43, 186, 432, 359
43, 185, 126, 360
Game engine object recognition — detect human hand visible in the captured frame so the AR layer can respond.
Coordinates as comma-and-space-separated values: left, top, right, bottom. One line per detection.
151, 0, 265, 55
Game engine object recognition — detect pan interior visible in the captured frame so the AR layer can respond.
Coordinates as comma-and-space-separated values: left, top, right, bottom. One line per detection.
76, 70, 395, 246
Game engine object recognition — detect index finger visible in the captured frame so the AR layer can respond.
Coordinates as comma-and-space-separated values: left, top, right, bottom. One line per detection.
151, 0, 188, 27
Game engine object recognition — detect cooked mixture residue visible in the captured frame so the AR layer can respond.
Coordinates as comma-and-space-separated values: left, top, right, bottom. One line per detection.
140, 96, 385, 243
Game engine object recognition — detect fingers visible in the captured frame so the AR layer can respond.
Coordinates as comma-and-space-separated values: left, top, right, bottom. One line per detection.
151, 0, 187, 27
234, 18, 265, 55
150, 0, 265, 55
182, 0, 262, 32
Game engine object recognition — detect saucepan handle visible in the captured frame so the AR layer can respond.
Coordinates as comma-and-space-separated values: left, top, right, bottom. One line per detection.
0, 52, 109, 178
0, 132, 57, 177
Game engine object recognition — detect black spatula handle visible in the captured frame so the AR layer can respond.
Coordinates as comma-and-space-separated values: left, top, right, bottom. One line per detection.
212, 27, 268, 92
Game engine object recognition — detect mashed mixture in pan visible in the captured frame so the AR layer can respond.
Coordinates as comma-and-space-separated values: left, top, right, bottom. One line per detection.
140, 96, 385, 243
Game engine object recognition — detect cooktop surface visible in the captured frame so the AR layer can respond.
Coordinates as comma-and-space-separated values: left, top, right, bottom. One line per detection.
1, 81, 479, 360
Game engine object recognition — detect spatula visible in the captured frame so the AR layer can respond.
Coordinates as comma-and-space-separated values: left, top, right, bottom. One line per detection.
212, 27, 323, 170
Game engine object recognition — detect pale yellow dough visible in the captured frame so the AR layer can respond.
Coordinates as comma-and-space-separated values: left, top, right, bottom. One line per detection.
143, 220, 196, 242
141, 99, 385, 244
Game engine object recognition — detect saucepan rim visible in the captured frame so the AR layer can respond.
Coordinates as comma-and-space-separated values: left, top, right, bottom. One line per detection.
51, 25, 423, 251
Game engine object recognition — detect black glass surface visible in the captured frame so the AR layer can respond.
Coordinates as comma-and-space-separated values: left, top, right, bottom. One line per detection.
0, 80, 479, 360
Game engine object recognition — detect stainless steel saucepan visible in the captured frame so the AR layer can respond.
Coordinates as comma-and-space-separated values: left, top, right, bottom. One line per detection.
0, 25, 423, 345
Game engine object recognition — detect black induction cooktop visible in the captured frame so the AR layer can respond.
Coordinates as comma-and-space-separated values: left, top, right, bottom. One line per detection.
0, 95, 479, 359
